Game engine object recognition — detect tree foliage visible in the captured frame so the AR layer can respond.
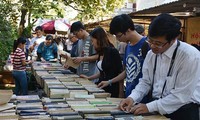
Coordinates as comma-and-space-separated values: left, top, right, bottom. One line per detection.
0, 0, 123, 70
0, 0, 18, 70
63, 0, 123, 21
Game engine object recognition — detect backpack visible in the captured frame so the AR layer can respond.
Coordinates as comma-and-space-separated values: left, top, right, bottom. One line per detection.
141, 40, 150, 59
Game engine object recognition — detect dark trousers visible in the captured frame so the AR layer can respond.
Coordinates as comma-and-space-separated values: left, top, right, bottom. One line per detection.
164, 103, 199, 120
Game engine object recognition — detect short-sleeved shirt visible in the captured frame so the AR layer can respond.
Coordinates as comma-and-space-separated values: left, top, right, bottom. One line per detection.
29, 36, 45, 56
76, 36, 96, 76
123, 37, 147, 97
12, 48, 26, 70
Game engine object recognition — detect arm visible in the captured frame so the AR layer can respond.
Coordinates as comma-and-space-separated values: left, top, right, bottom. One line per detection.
146, 55, 200, 115
21, 51, 32, 65
80, 72, 100, 80
98, 69, 126, 89
21, 60, 32, 66
53, 44, 58, 59
29, 39, 37, 52
129, 51, 200, 115
88, 72, 100, 80
36, 43, 43, 61
72, 54, 98, 64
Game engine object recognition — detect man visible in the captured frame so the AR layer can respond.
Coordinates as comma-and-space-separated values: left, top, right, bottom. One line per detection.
37, 35, 58, 62
98, 14, 149, 100
119, 13, 200, 120
70, 21, 97, 81
61, 33, 79, 73
29, 26, 45, 61
134, 24, 145, 36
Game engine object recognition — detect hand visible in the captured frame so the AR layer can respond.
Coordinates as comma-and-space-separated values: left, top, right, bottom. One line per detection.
41, 58, 46, 62
33, 41, 38, 46
61, 54, 68, 59
72, 57, 82, 64
119, 97, 134, 112
28, 60, 33, 64
53, 58, 58, 62
79, 74, 89, 79
129, 103, 149, 115
63, 64, 69, 69
97, 81, 109, 89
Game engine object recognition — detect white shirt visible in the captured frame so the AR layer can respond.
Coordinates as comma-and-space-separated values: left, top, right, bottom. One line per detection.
129, 40, 200, 115
29, 36, 45, 56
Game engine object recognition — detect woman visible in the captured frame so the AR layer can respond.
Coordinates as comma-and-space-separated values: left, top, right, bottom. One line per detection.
12, 37, 32, 95
81, 27, 123, 97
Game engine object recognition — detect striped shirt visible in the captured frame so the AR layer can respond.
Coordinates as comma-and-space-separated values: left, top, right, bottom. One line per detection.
12, 48, 26, 70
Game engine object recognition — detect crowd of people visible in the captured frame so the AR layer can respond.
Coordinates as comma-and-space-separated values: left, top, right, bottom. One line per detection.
6, 13, 200, 120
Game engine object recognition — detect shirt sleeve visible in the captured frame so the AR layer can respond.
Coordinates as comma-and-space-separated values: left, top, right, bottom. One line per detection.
129, 49, 200, 115
147, 55, 200, 114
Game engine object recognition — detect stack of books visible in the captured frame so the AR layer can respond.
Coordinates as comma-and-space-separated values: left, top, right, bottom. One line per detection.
0, 109, 18, 120
15, 95, 51, 120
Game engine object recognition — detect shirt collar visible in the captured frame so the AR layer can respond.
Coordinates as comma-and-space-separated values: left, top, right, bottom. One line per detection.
162, 40, 178, 59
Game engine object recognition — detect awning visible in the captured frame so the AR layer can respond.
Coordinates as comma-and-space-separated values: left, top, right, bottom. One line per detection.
130, 0, 200, 17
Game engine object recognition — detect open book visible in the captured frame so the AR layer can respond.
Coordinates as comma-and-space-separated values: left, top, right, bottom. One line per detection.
59, 50, 80, 68
64, 56, 80, 69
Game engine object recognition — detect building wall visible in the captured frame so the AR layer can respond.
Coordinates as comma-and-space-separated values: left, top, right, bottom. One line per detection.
136, 0, 179, 11
186, 17, 200, 45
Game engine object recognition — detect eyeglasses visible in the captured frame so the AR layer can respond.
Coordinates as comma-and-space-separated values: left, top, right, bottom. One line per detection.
146, 37, 169, 49
115, 33, 124, 39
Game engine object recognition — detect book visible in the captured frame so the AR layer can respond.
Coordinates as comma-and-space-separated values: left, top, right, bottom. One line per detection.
19, 115, 51, 119
0, 103, 15, 112
93, 93, 111, 98
49, 89, 70, 98
15, 95, 40, 101
85, 87, 105, 93
0, 90, 13, 105
51, 115, 83, 120
74, 94, 95, 99
42, 97, 66, 103
64, 56, 80, 69
66, 85, 85, 90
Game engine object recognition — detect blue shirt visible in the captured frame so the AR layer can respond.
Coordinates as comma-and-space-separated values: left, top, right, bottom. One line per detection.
123, 37, 149, 97
37, 42, 58, 61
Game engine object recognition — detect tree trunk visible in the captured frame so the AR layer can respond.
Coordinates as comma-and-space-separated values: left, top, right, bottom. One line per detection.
18, 4, 27, 36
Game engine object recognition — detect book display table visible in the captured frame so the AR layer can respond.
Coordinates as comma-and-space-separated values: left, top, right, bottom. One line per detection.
0, 62, 169, 120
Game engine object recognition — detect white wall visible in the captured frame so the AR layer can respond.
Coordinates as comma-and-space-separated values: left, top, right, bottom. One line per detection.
136, 0, 179, 11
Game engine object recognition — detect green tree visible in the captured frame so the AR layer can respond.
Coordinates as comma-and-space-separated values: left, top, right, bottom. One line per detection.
63, 0, 124, 21
0, 0, 18, 70
0, 0, 123, 70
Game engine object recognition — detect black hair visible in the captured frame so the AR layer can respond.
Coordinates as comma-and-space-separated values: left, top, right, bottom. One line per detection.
70, 21, 85, 33
46, 34, 53, 41
35, 26, 43, 31
90, 26, 113, 54
148, 13, 181, 42
109, 14, 135, 35
135, 24, 144, 34
13, 37, 26, 52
